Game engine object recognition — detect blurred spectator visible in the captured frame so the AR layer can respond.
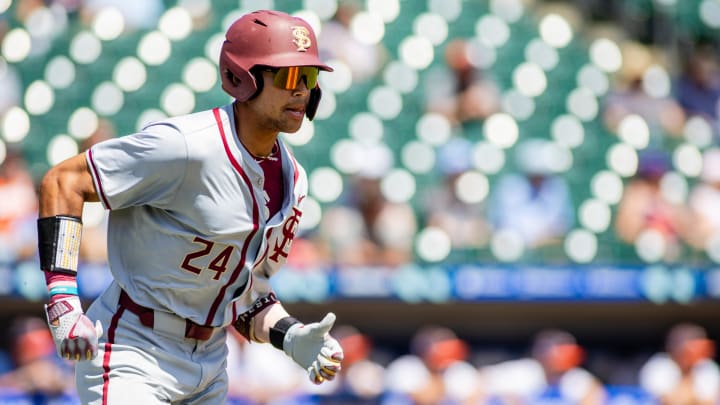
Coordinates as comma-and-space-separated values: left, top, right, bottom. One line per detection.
614, 149, 690, 262
422, 137, 491, 254
0, 150, 38, 263
0, 317, 74, 399
79, 0, 164, 31
384, 326, 483, 405
603, 41, 686, 146
310, 325, 386, 403
318, 145, 417, 267
674, 41, 720, 124
488, 139, 574, 250
686, 148, 720, 254
225, 327, 307, 404
639, 323, 720, 405
424, 38, 501, 127
318, 0, 388, 84
0, 17, 21, 115
0, 60, 20, 116
13, 0, 71, 57
481, 329, 607, 404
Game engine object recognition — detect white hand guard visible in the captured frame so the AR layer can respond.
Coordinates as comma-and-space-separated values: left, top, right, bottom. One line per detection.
283, 313, 344, 384
45, 296, 103, 361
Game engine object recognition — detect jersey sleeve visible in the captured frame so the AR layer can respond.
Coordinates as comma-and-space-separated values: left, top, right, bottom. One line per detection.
86, 123, 189, 210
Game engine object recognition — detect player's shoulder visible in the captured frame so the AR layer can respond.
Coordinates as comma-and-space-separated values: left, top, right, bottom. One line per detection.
142, 105, 227, 138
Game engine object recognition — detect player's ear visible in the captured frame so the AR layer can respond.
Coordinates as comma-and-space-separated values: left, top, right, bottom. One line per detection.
225, 69, 240, 86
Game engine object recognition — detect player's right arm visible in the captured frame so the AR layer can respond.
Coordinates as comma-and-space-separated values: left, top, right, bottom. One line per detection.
38, 152, 103, 361
39, 153, 98, 218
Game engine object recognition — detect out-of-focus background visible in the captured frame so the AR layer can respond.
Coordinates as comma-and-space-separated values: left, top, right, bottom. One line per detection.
1, 0, 720, 403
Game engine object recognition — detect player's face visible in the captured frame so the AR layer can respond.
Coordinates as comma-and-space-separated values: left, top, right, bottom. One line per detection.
248, 70, 312, 134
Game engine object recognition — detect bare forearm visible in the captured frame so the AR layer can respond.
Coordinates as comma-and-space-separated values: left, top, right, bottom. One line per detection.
252, 303, 291, 343
39, 153, 99, 217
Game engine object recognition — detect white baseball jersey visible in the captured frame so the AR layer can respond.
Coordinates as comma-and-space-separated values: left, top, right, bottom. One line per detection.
86, 103, 307, 328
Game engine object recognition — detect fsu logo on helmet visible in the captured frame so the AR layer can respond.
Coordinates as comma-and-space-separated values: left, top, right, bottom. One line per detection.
291, 26, 312, 52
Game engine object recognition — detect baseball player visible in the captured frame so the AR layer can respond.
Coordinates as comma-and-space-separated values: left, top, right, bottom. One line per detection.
37, 10, 343, 404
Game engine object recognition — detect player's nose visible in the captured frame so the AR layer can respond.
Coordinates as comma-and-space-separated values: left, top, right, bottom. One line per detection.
292, 77, 310, 95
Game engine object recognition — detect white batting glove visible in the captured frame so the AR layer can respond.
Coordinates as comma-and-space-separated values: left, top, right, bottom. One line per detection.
283, 313, 344, 384
44, 296, 103, 361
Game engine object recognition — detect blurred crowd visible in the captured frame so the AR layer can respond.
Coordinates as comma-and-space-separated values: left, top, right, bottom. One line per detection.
1, 0, 720, 403
0, 317, 717, 405
1, 0, 720, 268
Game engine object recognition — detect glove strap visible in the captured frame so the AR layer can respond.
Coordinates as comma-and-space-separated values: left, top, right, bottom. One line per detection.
270, 316, 301, 350
46, 297, 78, 324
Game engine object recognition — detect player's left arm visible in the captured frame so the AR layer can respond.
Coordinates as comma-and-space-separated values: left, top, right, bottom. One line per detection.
38, 153, 103, 361
237, 301, 343, 384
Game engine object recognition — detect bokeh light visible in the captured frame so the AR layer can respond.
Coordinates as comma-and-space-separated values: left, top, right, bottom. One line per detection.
617, 114, 650, 149
160, 83, 195, 116
513, 62, 547, 97
566, 87, 599, 121
367, 86, 403, 120
476, 15, 510, 48
91, 82, 124, 116
590, 38, 622, 73
401, 141, 435, 174
483, 113, 519, 149
564, 229, 598, 263
551, 115, 585, 149
138, 31, 172, 66
607, 143, 639, 177
525, 38, 559, 71
416, 113, 452, 146
399, 35, 435, 70
381, 169, 416, 203
578, 199, 612, 233
501, 89, 535, 121
2, 28, 32, 63
383, 61, 419, 94
591, 170, 624, 205
309, 167, 343, 203
472, 141, 506, 174
350, 11, 385, 45
349, 112, 384, 143
68, 107, 99, 140
182, 58, 218, 92
70, 31, 102, 64
491, 229, 525, 262
92, 7, 125, 41
539, 14, 573, 48
414, 13, 448, 46
24, 80, 54, 116
159, 7, 194, 41
367, 0, 400, 23
113, 57, 147, 92
454, 171, 489, 204
416, 227, 452, 263
45, 56, 76, 89
1, 107, 30, 143
281, 119, 314, 146
673, 143, 703, 178
47, 135, 78, 165
490, 0, 524, 23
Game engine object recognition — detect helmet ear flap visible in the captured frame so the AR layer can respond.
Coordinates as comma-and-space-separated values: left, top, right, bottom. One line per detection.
221, 67, 258, 102
306, 86, 322, 121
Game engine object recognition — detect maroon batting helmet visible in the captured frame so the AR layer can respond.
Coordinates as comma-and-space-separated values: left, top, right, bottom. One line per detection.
219, 10, 333, 120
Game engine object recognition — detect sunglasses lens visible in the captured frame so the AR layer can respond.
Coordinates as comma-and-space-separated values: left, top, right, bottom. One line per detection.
273, 67, 319, 90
